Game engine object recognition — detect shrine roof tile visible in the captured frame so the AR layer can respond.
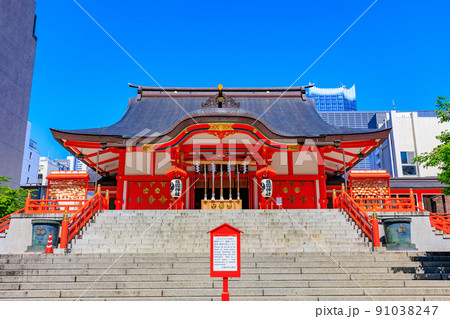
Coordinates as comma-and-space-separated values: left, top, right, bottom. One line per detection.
52, 94, 383, 139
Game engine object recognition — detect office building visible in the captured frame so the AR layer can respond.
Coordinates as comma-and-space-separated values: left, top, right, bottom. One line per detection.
370, 111, 450, 178
319, 111, 381, 169
20, 121, 40, 186
371, 111, 450, 214
38, 157, 70, 186
0, 0, 37, 188
307, 85, 357, 111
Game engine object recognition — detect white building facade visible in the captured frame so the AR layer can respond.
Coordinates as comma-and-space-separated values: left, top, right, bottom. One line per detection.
38, 156, 91, 186
38, 157, 70, 186
371, 111, 450, 178
20, 121, 40, 186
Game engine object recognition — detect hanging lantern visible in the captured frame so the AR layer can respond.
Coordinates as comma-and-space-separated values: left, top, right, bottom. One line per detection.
170, 178, 182, 198
261, 178, 273, 198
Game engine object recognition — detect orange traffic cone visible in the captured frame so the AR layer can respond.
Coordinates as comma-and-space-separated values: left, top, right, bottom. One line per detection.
44, 233, 53, 254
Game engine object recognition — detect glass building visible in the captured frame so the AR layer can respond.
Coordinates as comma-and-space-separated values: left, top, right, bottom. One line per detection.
319, 111, 383, 170
319, 111, 377, 129
308, 85, 357, 111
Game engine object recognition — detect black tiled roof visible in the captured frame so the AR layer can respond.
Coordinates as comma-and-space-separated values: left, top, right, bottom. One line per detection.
57, 96, 380, 138
390, 177, 448, 189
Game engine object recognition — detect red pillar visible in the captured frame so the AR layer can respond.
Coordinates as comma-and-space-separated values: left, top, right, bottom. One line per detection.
248, 175, 253, 209
114, 150, 126, 210
222, 277, 229, 301
332, 189, 337, 209
59, 219, 69, 249
317, 148, 328, 209
190, 173, 195, 210
372, 216, 381, 247
150, 152, 156, 176
287, 151, 293, 175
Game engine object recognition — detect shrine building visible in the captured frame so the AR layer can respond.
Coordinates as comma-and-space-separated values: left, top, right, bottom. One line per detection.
50, 85, 390, 210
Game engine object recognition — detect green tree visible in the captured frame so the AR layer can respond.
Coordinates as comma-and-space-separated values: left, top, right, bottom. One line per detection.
0, 176, 29, 218
413, 96, 450, 195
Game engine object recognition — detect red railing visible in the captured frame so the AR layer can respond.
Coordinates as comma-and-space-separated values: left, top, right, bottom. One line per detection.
352, 196, 415, 212
413, 205, 450, 235
0, 208, 25, 233
258, 198, 282, 210
334, 187, 450, 241
25, 199, 88, 213
169, 198, 185, 210
60, 191, 109, 249
429, 213, 450, 234
1, 194, 92, 234
334, 190, 380, 247
1, 189, 109, 248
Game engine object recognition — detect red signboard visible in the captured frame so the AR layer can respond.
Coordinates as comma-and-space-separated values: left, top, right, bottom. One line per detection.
208, 223, 243, 278
208, 223, 243, 301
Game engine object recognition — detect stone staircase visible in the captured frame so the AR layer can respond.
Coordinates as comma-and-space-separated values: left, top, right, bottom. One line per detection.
1, 252, 450, 300
0, 209, 449, 300
70, 209, 371, 254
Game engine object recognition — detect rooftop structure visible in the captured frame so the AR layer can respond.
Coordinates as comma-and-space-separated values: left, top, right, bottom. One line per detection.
308, 85, 357, 111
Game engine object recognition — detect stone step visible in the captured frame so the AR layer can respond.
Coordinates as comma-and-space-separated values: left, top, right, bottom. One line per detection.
73, 243, 369, 250
5, 296, 448, 301
76, 234, 363, 241
1, 254, 423, 264
93, 214, 344, 218
1, 251, 418, 257
70, 249, 373, 254
72, 239, 368, 245
4, 271, 442, 284
1, 262, 423, 273
83, 226, 357, 232
79, 228, 361, 235
102, 218, 348, 223
3, 286, 450, 300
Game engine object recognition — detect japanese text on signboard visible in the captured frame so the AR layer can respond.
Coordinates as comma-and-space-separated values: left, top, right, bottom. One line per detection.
213, 236, 237, 271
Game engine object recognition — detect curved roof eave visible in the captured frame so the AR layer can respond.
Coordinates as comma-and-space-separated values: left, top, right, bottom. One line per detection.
51, 95, 388, 142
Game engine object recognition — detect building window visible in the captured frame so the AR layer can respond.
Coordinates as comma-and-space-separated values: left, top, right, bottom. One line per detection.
400, 151, 417, 175
29, 152, 32, 159
33, 15, 37, 40
28, 165, 31, 172
27, 177, 29, 184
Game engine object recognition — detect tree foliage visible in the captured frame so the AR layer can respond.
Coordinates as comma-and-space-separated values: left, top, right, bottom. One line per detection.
0, 176, 29, 218
413, 97, 450, 195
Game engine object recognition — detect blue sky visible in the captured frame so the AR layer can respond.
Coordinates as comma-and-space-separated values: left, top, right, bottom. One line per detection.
29, 0, 450, 159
